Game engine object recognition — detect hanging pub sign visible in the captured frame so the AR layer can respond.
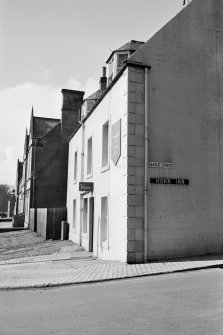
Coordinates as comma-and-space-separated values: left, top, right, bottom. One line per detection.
111, 118, 121, 165
79, 182, 94, 192
150, 178, 189, 185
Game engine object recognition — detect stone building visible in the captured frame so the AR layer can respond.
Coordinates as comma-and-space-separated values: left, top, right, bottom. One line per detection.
14, 90, 84, 228
67, 0, 223, 263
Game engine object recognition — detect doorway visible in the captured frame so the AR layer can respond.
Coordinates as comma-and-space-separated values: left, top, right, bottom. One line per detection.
89, 197, 94, 252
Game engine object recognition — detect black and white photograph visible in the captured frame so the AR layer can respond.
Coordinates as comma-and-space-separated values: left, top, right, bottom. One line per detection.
0, 0, 223, 334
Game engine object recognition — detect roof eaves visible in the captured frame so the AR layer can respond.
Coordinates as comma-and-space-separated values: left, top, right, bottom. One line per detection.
68, 61, 150, 142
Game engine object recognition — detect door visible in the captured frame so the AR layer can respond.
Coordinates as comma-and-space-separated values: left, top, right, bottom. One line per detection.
89, 197, 94, 252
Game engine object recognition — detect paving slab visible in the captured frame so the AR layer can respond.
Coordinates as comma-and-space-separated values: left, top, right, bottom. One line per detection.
0, 247, 223, 290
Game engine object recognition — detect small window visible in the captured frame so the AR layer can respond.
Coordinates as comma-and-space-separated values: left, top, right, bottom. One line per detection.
83, 198, 88, 234
73, 199, 76, 229
107, 57, 114, 85
107, 75, 113, 86
101, 196, 108, 242
74, 151, 77, 181
117, 53, 128, 68
117, 53, 128, 73
102, 122, 109, 168
87, 137, 93, 176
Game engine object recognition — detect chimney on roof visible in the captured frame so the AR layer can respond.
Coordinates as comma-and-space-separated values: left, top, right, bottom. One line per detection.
99, 67, 107, 92
61, 89, 84, 144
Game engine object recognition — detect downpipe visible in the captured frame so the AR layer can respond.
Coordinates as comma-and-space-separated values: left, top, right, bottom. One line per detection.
144, 67, 149, 263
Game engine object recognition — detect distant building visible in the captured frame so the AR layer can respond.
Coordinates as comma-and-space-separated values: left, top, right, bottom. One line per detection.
67, 0, 223, 263
7, 189, 15, 218
14, 90, 84, 227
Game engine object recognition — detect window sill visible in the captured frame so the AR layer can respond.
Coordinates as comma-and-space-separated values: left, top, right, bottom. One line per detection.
73, 179, 77, 185
86, 173, 93, 179
101, 164, 109, 173
82, 232, 88, 239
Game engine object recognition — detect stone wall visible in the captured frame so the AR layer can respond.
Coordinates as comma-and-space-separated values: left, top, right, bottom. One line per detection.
126, 66, 145, 263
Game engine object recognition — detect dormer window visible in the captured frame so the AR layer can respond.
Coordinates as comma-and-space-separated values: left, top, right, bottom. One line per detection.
106, 40, 145, 86
117, 53, 128, 73
108, 57, 114, 86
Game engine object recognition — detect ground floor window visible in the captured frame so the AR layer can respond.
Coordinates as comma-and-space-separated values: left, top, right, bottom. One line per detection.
83, 198, 88, 234
101, 196, 108, 242
73, 199, 76, 229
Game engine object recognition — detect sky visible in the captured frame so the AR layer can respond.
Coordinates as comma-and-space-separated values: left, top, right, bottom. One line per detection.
0, 0, 187, 186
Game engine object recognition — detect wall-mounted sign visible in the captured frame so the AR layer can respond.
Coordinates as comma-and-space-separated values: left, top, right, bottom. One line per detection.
150, 178, 189, 185
148, 162, 173, 168
111, 119, 121, 165
79, 182, 94, 192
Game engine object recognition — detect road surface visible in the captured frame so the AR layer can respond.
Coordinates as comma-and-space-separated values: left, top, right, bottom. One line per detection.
1, 268, 223, 334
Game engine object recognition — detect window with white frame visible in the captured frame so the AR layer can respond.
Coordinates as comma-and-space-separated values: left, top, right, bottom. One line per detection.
83, 198, 88, 234
102, 121, 109, 169
74, 151, 77, 181
87, 136, 93, 176
73, 199, 76, 229
117, 53, 128, 73
101, 196, 108, 242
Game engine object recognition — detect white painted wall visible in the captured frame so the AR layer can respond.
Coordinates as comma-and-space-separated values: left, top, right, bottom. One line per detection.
67, 70, 129, 262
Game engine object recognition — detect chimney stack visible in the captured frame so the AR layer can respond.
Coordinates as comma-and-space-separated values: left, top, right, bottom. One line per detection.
99, 67, 107, 92
61, 89, 84, 143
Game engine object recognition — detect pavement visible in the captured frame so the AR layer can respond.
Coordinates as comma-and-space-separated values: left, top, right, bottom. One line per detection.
1, 223, 223, 290
1, 247, 223, 290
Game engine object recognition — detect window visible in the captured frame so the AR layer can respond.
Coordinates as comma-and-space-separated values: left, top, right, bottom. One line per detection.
74, 151, 77, 181
87, 137, 93, 176
108, 57, 114, 85
101, 196, 108, 242
83, 198, 88, 234
107, 74, 113, 86
73, 199, 76, 229
117, 53, 128, 72
102, 122, 109, 169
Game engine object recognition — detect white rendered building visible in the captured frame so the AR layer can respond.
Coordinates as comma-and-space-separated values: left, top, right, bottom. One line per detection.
67, 0, 223, 263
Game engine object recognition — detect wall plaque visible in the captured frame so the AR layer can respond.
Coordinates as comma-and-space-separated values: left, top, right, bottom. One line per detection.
150, 178, 189, 185
111, 119, 121, 165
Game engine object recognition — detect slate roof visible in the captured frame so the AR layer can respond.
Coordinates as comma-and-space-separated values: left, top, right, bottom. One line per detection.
32, 117, 60, 138
106, 40, 144, 63
85, 90, 103, 101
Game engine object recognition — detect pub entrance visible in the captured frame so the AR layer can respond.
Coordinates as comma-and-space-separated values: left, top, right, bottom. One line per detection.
89, 197, 94, 252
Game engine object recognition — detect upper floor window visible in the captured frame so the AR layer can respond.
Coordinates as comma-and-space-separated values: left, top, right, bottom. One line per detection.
87, 136, 93, 176
117, 53, 128, 73
102, 121, 109, 169
107, 57, 114, 86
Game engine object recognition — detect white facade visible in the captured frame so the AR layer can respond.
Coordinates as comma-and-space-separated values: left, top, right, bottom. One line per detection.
67, 70, 129, 262
67, 0, 223, 263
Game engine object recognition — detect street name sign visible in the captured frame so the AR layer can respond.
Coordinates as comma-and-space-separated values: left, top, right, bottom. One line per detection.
148, 162, 173, 168
150, 178, 189, 185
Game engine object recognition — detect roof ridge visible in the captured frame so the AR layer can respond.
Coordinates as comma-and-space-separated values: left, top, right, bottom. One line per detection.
33, 116, 60, 121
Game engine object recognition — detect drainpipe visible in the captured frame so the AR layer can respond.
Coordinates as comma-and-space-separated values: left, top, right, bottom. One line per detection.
79, 123, 85, 245
144, 67, 149, 263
